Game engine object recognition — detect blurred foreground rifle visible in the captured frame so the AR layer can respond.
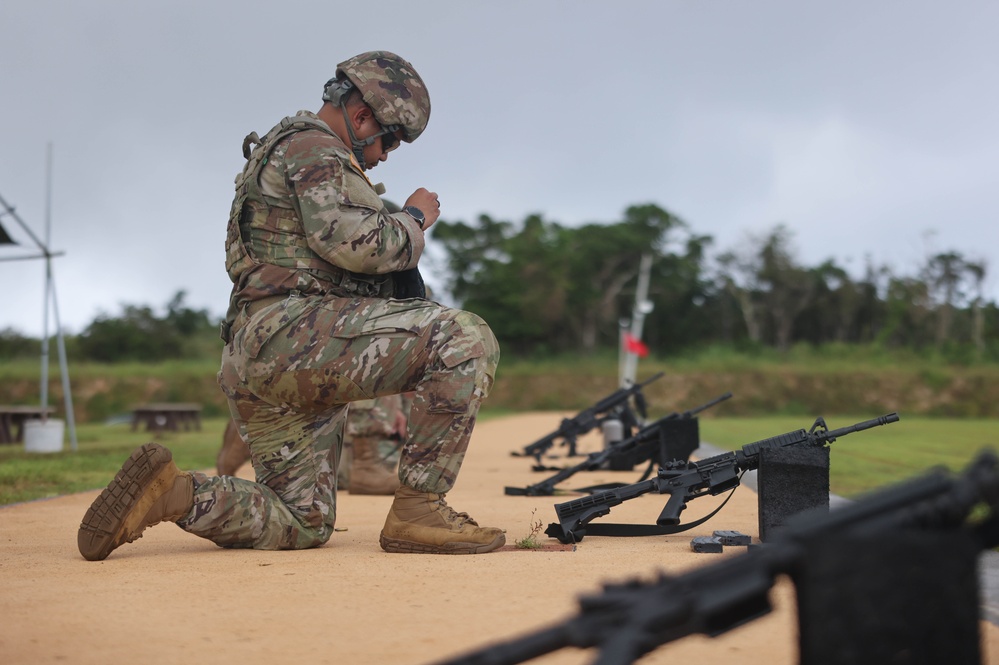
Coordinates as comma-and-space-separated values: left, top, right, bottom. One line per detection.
512, 372, 664, 464
431, 449, 999, 665
546, 413, 900, 543
504, 392, 732, 497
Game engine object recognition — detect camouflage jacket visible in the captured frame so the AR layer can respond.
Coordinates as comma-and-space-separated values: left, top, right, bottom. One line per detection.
223, 110, 424, 328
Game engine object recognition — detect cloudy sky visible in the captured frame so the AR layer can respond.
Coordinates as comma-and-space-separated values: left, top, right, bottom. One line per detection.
1, 1, 996, 337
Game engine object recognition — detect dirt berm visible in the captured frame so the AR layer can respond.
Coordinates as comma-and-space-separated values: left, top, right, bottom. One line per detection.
2, 413, 997, 664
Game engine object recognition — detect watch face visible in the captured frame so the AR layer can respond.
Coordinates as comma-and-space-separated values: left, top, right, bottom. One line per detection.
404, 206, 425, 227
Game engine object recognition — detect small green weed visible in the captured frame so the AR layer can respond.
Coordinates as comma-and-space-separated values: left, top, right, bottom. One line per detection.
514, 508, 545, 549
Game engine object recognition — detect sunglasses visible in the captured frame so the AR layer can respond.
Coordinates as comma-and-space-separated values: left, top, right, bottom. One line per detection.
379, 126, 400, 153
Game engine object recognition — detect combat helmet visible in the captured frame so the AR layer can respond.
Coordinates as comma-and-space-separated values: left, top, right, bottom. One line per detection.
323, 51, 431, 168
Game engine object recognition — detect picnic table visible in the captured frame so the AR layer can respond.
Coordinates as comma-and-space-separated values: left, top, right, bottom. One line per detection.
131, 403, 202, 433
0, 405, 56, 444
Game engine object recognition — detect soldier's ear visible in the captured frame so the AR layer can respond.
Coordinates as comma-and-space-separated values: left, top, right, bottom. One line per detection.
351, 105, 374, 131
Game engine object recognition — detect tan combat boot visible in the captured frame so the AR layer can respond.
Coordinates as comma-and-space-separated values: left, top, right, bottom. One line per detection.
77, 442, 194, 561
348, 437, 401, 495
379, 486, 505, 554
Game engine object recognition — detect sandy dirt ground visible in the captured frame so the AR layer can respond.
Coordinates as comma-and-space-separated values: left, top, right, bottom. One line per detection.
2, 412, 998, 664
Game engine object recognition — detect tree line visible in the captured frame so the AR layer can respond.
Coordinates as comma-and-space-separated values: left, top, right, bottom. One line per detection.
430, 204, 996, 361
0, 291, 218, 363
0, 203, 994, 363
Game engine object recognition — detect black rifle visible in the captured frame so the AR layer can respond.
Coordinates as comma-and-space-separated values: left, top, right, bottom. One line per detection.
512, 372, 664, 463
545, 413, 900, 544
504, 392, 732, 497
430, 449, 999, 665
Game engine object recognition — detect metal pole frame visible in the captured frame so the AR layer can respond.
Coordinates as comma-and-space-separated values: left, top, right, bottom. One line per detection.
0, 145, 79, 450
620, 253, 654, 388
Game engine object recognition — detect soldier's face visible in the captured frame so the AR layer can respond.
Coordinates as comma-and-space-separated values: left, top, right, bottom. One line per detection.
351, 103, 402, 170
365, 127, 403, 170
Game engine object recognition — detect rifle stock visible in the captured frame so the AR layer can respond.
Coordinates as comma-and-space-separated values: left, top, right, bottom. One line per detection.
544, 479, 659, 541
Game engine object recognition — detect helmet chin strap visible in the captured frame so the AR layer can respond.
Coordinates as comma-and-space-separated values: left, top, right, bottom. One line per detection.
338, 105, 401, 171
338, 104, 377, 169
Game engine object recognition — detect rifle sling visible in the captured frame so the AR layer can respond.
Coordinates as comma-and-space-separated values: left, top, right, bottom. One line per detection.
580, 486, 739, 537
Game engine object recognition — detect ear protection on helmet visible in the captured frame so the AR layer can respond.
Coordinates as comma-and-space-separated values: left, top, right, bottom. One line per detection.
322, 78, 354, 106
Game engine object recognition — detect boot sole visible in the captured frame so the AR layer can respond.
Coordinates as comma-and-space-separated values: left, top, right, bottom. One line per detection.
379, 532, 506, 555
77, 443, 175, 561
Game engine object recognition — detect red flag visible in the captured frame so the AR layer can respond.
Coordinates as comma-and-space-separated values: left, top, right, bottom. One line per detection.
623, 332, 649, 357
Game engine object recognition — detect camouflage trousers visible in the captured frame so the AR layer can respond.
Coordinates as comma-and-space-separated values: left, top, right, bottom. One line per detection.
177, 294, 499, 550
337, 394, 407, 488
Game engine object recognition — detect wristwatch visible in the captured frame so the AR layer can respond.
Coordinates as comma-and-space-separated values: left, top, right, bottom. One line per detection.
403, 206, 426, 229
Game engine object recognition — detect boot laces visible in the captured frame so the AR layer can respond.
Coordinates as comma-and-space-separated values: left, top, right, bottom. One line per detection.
434, 494, 479, 527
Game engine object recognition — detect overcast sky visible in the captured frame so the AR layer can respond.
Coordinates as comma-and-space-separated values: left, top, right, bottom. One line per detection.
1, 1, 996, 337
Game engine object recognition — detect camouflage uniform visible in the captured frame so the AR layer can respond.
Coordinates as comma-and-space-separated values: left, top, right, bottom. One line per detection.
174, 102, 499, 550
337, 394, 406, 488
75, 52, 502, 561
217, 394, 407, 485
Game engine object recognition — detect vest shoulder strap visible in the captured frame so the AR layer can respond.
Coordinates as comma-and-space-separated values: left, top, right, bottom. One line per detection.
235, 115, 341, 191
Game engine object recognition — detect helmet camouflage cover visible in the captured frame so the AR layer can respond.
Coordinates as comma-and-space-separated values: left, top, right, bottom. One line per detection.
335, 51, 431, 142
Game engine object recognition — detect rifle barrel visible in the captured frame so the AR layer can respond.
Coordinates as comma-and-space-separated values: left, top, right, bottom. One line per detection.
433, 624, 574, 665
515, 373, 666, 458
683, 391, 733, 418
821, 412, 900, 441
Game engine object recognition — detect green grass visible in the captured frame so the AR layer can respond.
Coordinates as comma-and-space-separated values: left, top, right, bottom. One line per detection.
0, 411, 508, 506
0, 417, 228, 505
6, 345, 999, 426
495, 342, 999, 375
3, 412, 997, 507
698, 415, 999, 498
0, 357, 221, 378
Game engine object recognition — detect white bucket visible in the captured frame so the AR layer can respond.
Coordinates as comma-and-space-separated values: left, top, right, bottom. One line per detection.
24, 419, 65, 454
